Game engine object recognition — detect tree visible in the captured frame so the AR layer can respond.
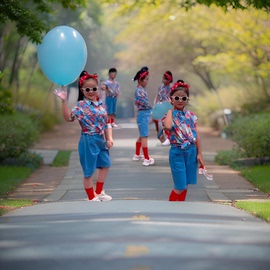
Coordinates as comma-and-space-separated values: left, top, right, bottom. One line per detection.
0, 0, 87, 44
102, 0, 270, 11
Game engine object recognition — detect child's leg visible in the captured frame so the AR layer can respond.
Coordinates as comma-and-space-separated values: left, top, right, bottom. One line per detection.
84, 176, 95, 200
95, 168, 109, 195
177, 189, 187, 201
135, 137, 142, 155
153, 119, 159, 133
141, 137, 150, 160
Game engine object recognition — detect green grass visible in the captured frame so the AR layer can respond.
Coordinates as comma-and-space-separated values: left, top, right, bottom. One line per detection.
51, 150, 71, 167
240, 165, 270, 194
235, 201, 270, 222
0, 166, 32, 197
235, 164, 270, 222
0, 199, 34, 216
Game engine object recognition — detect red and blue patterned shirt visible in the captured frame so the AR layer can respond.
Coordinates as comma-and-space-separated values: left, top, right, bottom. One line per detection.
103, 79, 120, 98
156, 84, 171, 102
169, 109, 198, 149
134, 85, 152, 111
71, 98, 108, 135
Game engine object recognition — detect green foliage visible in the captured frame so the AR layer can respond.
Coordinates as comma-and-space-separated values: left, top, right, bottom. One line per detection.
215, 149, 246, 166
228, 113, 270, 158
241, 165, 270, 194
2, 152, 43, 171
52, 150, 71, 167
0, 166, 32, 197
235, 201, 270, 222
0, 0, 87, 43
0, 87, 14, 115
0, 113, 40, 161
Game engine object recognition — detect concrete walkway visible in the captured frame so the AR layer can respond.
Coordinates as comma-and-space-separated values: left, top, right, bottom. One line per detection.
1, 120, 269, 270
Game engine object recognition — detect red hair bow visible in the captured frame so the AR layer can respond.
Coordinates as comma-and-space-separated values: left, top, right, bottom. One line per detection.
139, 70, 149, 80
79, 73, 98, 87
170, 81, 190, 92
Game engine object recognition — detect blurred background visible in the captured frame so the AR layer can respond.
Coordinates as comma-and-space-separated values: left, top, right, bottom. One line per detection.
0, 0, 269, 132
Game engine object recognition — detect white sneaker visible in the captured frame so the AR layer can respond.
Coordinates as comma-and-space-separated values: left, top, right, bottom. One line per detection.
96, 190, 112, 201
143, 158, 155, 166
162, 138, 170, 146
88, 196, 101, 202
111, 123, 118, 128
132, 154, 144, 161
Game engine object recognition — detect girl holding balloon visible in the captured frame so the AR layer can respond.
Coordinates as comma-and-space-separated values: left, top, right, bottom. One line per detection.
54, 71, 113, 202
132, 66, 155, 166
163, 81, 204, 201
153, 71, 173, 146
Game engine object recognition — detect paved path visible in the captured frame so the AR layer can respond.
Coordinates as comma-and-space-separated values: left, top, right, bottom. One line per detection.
1, 119, 270, 270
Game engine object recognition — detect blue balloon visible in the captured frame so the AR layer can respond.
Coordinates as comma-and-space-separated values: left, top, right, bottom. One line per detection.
38, 26, 87, 86
152, 101, 173, 120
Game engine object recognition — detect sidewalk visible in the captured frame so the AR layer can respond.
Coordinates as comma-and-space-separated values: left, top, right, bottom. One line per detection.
10, 119, 268, 202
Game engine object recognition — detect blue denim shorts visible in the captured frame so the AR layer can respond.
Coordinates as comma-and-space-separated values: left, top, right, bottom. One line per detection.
137, 109, 151, 137
106, 96, 117, 114
78, 134, 111, 178
169, 145, 198, 190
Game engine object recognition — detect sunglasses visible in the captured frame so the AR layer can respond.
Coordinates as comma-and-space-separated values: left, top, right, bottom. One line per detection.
81, 87, 98, 92
171, 96, 189, 102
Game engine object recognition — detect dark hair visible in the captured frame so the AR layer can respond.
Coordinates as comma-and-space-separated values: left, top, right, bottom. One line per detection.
133, 66, 149, 81
170, 79, 190, 97
164, 71, 173, 83
109, 68, 117, 73
77, 70, 99, 101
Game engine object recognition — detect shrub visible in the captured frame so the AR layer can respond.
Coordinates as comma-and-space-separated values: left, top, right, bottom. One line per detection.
228, 113, 270, 158
0, 113, 40, 162
215, 149, 246, 166
0, 87, 14, 115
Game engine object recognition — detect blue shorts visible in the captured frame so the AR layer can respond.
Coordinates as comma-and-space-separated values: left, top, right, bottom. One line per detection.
137, 109, 151, 137
78, 134, 111, 178
106, 96, 117, 114
169, 145, 198, 190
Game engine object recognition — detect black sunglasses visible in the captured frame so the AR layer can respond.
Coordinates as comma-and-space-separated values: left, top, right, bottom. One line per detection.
81, 87, 98, 92
171, 96, 189, 102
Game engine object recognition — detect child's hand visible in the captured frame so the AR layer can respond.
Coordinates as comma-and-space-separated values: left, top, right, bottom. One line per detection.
106, 139, 114, 149
101, 84, 107, 91
54, 88, 67, 101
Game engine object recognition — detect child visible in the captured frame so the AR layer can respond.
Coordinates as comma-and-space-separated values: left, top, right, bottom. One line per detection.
101, 68, 120, 128
132, 66, 155, 166
163, 81, 204, 201
153, 71, 173, 146
54, 71, 113, 202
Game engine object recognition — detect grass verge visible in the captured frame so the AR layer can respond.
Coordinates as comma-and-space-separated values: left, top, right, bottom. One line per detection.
51, 150, 71, 167
0, 166, 32, 197
0, 199, 34, 216
235, 164, 270, 222
235, 201, 270, 222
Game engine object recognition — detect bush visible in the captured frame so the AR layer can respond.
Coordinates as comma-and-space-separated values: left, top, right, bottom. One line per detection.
0, 113, 40, 162
215, 149, 246, 166
228, 113, 270, 158
0, 87, 14, 115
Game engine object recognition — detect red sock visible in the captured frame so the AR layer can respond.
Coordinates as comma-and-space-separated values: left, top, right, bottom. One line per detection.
135, 142, 142, 156
142, 147, 150, 160
178, 189, 187, 201
112, 117, 115, 123
85, 187, 95, 200
165, 130, 171, 139
169, 190, 178, 201
95, 181, 104, 195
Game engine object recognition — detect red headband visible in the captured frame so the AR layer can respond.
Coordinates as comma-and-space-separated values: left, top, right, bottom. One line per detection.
164, 72, 172, 82
171, 81, 190, 92
79, 73, 98, 87
139, 70, 149, 80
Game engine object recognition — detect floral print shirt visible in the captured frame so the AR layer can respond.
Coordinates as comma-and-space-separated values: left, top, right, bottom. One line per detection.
170, 109, 198, 149
103, 79, 120, 98
134, 85, 152, 110
71, 98, 108, 135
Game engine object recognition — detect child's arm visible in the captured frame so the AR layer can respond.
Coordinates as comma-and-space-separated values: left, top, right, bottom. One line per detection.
195, 130, 204, 167
54, 89, 74, 122
105, 125, 113, 149
163, 109, 173, 130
